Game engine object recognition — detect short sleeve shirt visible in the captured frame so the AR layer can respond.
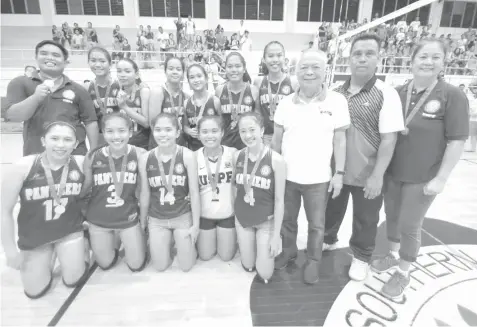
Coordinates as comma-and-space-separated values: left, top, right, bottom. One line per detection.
5, 75, 97, 156
333, 77, 404, 187
274, 90, 350, 184
388, 80, 470, 183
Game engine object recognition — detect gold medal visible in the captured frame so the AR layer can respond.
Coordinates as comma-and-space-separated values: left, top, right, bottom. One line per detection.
243, 147, 266, 207
227, 82, 246, 130
204, 147, 223, 203
402, 80, 438, 134
165, 192, 175, 204
42, 153, 70, 216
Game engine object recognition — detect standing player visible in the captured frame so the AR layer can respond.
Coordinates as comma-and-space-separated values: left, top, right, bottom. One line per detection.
149, 57, 189, 148
254, 41, 296, 145
197, 116, 237, 261
116, 58, 150, 149
2, 121, 88, 298
85, 46, 121, 145
81, 112, 147, 272
184, 64, 222, 151
139, 113, 200, 272
5, 40, 99, 155
215, 52, 259, 149
233, 112, 286, 283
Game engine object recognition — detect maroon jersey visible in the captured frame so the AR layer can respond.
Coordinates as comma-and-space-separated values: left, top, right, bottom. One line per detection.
184, 96, 220, 151
126, 87, 150, 149
149, 87, 187, 149
86, 145, 140, 229
219, 83, 255, 149
87, 80, 121, 133
147, 146, 191, 219
17, 155, 84, 251
234, 148, 275, 228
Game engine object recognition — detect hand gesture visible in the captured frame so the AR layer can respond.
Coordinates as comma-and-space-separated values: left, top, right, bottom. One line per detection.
364, 174, 383, 199
188, 127, 199, 139
269, 233, 282, 258
187, 225, 200, 244
423, 177, 446, 196
34, 83, 51, 101
117, 89, 128, 108
328, 174, 343, 199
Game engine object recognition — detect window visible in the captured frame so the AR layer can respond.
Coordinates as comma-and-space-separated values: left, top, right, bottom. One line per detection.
440, 1, 477, 28
53, 0, 123, 15
219, 0, 283, 20
370, 0, 430, 26
2, 0, 41, 14
138, 0, 204, 18
297, 0, 359, 22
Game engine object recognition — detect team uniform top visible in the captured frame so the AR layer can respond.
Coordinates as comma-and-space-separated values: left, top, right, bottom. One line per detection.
87, 80, 121, 133
86, 145, 140, 229
234, 148, 275, 228
17, 155, 84, 251
125, 87, 150, 150
184, 96, 220, 151
146, 146, 190, 219
219, 83, 255, 149
257, 75, 294, 135
197, 146, 235, 219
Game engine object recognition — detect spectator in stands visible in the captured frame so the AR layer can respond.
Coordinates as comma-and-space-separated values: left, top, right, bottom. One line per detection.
185, 15, 196, 49
61, 23, 73, 48
51, 25, 63, 44
175, 17, 185, 44
113, 25, 124, 43
230, 33, 240, 50
73, 23, 83, 36
112, 36, 123, 61
239, 20, 246, 39
84, 22, 98, 48
457, 34, 468, 51
122, 39, 132, 59
71, 29, 84, 54
205, 30, 215, 50
157, 26, 169, 61
137, 25, 144, 38
240, 31, 252, 52
5, 40, 98, 156
410, 16, 421, 31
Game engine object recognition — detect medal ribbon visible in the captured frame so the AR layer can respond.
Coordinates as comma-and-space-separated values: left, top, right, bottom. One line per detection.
227, 83, 246, 125
107, 146, 129, 199
404, 80, 438, 127
267, 77, 285, 118
193, 94, 209, 124
156, 146, 177, 195
204, 147, 223, 196
165, 85, 183, 116
94, 79, 113, 114
42, 154, 70, 206
243, 146, 267, 196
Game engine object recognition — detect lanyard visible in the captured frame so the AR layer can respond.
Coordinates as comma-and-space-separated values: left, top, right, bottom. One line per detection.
267, 76, 285, 117
192, 94, 209, 123
204, 147, 223, 196
227, 83, 246, 124
94, 79, 113, 114
164, 85, 183, 115
243, 146, 267, 196
404, 79, 438, 126
156, 146, 177, 195
42, 154, 70, 206
107, 146, 129, 200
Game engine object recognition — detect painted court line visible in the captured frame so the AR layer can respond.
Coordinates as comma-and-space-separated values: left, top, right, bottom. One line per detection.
47, 262, 98, 326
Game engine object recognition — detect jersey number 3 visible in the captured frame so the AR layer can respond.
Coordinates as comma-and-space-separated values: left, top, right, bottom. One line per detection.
43, 198, 69, 221
106, 185, 122, 207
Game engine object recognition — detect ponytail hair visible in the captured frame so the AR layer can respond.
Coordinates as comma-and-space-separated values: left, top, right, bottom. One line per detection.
225, 51, 251, 83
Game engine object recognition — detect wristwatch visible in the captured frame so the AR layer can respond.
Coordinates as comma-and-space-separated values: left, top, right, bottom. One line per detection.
335, 170, 345, 175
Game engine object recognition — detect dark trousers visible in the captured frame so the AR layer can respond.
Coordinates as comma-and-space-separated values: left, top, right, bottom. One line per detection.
280, 181, 329, 262
324, 184, 383, 263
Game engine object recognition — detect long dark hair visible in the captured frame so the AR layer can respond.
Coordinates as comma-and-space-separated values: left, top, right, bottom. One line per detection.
261, 41, 285, 76
117, 58, 142, 85
225, 52, 251, 83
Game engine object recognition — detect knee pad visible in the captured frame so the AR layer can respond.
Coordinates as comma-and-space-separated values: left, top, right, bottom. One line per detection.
24, 277, 53, 300
63, 262, 89, 288
98, 249, 119, 271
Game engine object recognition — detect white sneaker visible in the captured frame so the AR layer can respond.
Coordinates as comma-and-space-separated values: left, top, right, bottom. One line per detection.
349, 257, 370, 281
322, 242, 338, 251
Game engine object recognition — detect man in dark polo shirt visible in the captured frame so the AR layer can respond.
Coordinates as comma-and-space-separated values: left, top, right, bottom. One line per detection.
324, 34, 404, 282
5, 40, 98, 156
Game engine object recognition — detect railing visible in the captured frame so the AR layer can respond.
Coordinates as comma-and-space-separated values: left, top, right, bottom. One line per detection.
1, 48, 476, 77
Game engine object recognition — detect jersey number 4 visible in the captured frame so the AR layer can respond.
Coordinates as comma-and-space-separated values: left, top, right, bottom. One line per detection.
43, 198, 69, 221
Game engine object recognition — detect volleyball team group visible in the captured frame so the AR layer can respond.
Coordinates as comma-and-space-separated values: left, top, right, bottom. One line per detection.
1, 33, 470, 302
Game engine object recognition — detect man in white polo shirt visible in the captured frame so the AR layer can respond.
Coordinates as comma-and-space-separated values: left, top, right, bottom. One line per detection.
272, 51, 350, 284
